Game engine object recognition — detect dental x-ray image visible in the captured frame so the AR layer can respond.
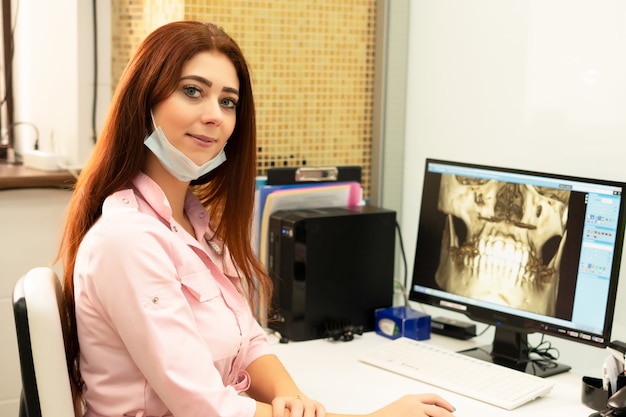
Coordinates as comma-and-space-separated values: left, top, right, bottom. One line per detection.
434, 174, 571, 316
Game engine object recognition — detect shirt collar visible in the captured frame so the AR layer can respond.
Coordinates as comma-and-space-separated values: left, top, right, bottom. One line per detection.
131, 172, 211, 237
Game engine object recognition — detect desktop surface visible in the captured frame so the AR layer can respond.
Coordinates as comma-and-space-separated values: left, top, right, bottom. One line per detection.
270, 331, 599, 416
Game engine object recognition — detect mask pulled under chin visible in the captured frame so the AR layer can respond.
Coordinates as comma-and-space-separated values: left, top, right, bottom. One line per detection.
144, 127, 227, 182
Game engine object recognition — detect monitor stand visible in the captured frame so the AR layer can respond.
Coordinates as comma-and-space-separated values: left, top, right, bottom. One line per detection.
456, 327, 571, 378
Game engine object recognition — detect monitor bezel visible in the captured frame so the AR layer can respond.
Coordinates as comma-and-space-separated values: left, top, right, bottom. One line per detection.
408, 158, 626, 350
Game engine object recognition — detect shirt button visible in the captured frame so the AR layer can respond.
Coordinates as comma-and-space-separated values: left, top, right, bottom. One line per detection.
172, 225, 178, 232
122, 198, 129, 204
152, 296, 159, 304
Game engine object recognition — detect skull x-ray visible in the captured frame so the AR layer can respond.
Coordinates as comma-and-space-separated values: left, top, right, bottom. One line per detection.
434, 174, 571, 316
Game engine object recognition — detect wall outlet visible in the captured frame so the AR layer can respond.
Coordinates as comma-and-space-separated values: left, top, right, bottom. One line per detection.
22, 150, 63, 172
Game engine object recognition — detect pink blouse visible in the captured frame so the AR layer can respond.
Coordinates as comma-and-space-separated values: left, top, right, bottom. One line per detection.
74, 172, 272, 417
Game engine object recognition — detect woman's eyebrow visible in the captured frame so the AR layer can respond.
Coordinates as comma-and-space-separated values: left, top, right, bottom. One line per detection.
222, 86, 240, 96
181, 75, 211, 87
180, 75, 239, 96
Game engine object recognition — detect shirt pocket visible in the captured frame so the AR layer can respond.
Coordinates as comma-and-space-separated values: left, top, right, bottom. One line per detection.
180, 272, 220, 302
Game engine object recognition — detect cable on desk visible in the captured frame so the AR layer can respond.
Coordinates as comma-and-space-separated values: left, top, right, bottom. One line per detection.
475, 323, 491, 338
394, 220, 410, 307
525, 334, 561, 362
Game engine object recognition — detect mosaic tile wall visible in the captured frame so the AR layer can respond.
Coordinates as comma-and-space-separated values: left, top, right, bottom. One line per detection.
111, 0, 377, 198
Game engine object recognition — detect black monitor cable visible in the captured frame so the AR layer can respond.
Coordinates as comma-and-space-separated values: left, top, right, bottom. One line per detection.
524, 334, 561, 364
394, 220, 410, 307
394, 220, 430, 315
474, 324, 490, 338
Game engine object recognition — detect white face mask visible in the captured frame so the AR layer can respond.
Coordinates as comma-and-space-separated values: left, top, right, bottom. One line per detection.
144, 125, 227, 182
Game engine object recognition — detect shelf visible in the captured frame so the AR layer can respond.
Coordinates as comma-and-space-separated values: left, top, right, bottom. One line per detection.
0, 162, 77, 190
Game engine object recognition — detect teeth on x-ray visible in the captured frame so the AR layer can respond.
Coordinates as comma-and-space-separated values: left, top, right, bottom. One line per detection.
435, 174, 570, 316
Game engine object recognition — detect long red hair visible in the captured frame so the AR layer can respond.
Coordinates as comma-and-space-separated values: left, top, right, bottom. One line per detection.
57, 21, 271, 394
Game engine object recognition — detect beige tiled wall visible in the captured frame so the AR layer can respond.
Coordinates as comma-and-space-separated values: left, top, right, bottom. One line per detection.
111, 0, 376, 198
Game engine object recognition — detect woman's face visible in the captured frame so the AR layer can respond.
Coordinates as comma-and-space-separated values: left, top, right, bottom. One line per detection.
152, 51, 239, 166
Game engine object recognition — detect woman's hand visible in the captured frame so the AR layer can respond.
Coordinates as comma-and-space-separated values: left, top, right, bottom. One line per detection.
370, 394, 456, 417
271, 394, 326, 417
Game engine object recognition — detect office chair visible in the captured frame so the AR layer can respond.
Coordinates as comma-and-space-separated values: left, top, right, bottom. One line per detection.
12, 267, 77, 417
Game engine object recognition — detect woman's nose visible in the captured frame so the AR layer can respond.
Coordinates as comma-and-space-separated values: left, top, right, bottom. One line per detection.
201, 99, 223, 125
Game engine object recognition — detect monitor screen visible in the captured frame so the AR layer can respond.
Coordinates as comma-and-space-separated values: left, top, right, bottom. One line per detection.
409, 158, 626, 377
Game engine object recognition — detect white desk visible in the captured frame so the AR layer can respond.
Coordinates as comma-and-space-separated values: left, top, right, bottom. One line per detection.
270, 331, 600, 416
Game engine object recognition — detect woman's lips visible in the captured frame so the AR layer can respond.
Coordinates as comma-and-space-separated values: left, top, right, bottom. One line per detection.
189, 133, 215, 146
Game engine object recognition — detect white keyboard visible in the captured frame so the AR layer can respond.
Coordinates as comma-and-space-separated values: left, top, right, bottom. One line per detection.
358, 337, 555, 410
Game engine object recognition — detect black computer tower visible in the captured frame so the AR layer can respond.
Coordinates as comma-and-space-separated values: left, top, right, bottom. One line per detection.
267, 205, 396, 341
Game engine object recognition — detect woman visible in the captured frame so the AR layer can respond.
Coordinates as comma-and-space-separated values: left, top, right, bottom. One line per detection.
57, 21, 456, 417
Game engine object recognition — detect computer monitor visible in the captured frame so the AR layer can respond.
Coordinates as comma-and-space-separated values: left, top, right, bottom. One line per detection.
409, 158, 626, 377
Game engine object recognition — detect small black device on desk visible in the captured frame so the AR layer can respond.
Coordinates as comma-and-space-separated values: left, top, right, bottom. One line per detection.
430, 316, 477, 340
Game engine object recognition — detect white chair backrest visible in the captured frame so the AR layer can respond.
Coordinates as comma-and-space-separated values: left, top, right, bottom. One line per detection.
13, 267, 76, 417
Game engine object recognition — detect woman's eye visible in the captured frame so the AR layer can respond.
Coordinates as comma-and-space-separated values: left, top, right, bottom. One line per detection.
221, 97, 238, 109
183, 85, 202, 98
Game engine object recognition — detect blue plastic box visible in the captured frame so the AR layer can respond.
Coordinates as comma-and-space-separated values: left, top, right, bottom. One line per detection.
374, 306, 431, 340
